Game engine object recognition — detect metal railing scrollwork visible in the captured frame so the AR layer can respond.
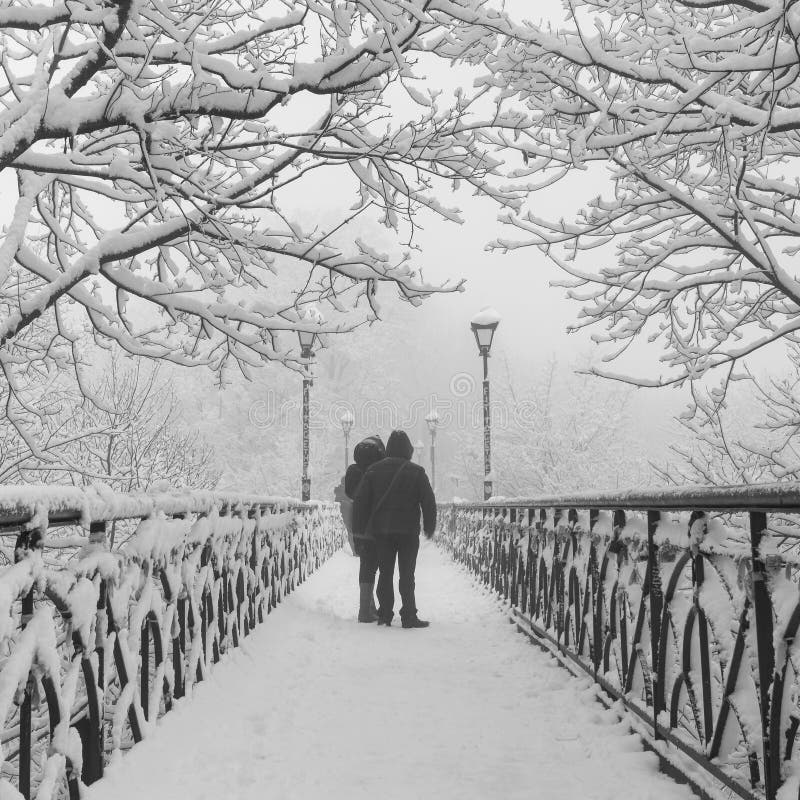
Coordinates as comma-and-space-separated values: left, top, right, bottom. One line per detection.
438, 484, 800, 800
0, 486, 344, 800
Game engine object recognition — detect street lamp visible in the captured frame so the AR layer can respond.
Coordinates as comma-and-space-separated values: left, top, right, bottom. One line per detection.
414, 439, 425, 466
470, 307, 500, 500
340, 410, 355, 471
297, 323, 320, 502
425, 409, 439, 492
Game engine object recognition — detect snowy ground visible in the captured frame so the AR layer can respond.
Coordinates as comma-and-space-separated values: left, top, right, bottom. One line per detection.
85, 542, 696, 800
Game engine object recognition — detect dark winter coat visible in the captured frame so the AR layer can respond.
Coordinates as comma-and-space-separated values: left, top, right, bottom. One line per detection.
344, 436, 385, 499
352, 430, 437, 538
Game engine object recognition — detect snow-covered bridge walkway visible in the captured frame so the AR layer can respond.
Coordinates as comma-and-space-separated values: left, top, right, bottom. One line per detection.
83, 543, 694, 800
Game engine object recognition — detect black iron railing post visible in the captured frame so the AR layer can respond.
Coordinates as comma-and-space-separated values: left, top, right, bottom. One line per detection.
647, 510, 664, 737
554, 508, 565, 645
750, 511, 778, 800
81, 520, 107, 785
509, 509, 518, 607
175, 594, 187, 699
588, 509, 601, 675
19, 589, 34, 800
140, 615, 150, 721
15, 520, 44, 800
247, 507, 259, 636
199, 540, 212, 682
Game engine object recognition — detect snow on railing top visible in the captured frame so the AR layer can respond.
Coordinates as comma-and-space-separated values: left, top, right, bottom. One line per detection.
448, 480, 800, 512
0, 484, 311, 530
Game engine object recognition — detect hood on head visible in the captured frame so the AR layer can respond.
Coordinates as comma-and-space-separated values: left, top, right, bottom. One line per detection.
386, 430, 413, 460
353, 435, 385, 468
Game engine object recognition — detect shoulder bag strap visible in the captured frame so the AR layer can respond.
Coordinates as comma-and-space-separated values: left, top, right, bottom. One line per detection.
364, 461, 410, 534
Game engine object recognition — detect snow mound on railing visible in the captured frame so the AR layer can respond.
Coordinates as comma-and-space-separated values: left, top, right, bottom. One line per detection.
0, 484, 305, 531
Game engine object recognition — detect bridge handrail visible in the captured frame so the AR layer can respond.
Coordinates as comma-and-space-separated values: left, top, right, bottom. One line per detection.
438, 483, 800, 800
0, 485, 344, 800
448, 480, 800, 512
0, 485, 316, 530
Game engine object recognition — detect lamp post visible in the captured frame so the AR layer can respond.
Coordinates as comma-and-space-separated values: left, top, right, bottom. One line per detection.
450, 474, 460, 496
340, 410, 354, 471
297, 327, 319, 502
470, 307, 500, 500
414, 439, 425, 466
425, 409, 439, 491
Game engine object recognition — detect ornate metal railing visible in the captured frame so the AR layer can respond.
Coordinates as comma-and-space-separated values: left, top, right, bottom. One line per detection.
439, 485, 800, 800
0, 486, 343, 800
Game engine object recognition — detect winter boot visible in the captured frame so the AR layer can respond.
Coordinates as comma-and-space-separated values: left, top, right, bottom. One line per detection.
377, 609, 393, 626
358, 583, 379, 623
401, 616, 430, 629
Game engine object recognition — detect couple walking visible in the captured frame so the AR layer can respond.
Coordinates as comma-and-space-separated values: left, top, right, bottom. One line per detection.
343, 430, 436, 627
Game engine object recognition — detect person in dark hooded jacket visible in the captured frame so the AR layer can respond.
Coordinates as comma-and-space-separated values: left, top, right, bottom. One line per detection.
344, 435, 385, 622
352, 430, 436, 628
344, 436, 384, 500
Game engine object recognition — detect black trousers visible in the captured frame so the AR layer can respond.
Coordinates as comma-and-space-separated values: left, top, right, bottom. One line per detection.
375, 535, 420, 621
354, 538, 378, 583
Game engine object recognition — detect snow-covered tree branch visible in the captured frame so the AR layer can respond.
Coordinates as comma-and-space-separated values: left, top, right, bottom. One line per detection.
0, 0, 521, 400
0, 354, 219, 489
480, 0, 800, 388
655, 350, 800, 487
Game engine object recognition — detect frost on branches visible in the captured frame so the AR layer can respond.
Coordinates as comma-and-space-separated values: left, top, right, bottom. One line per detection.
0, 0, 520, 399
481, 0, 800, 389
655, 355, 800, 488
0, 354, 219, 490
